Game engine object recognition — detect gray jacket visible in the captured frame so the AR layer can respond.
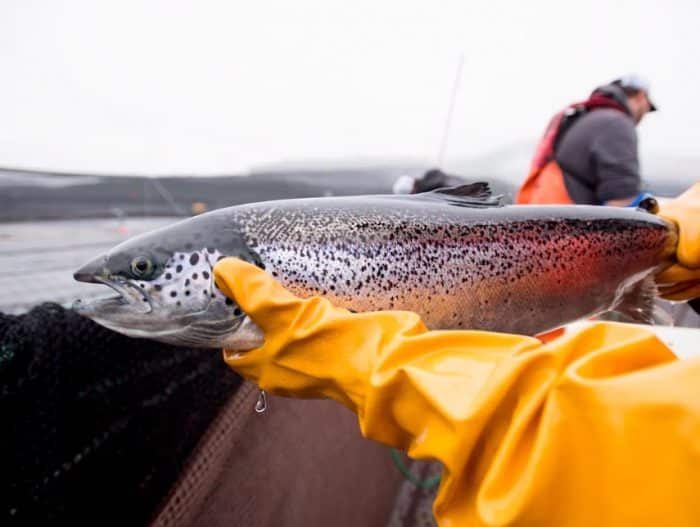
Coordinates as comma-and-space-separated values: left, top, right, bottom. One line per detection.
555, 84, 641, 204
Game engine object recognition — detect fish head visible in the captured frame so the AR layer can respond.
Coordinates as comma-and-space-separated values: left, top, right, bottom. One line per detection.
73, 213, 264, 349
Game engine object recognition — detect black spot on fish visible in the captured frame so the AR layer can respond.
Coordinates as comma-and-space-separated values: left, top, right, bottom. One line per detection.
165, 273, 172, 280
155, 284, 162, 291
180, 254, 184, 260
170, 291, 177, 298
139, 283, 145, 288
203, 290, 208, 296
176, 301, 181, 307
185, 290, 190, 296
207, 248, 215, 254
190, 253, 200, 265
233, 307, 242, 316
185, 279, 190, 286
176, 265, 183, 273
192, 273, 198, 280
225, 298, 233, 306
203, 271, 210, 279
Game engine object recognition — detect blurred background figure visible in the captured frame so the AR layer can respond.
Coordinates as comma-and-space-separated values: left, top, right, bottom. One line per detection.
516, 74, 656, 205
392, 168, 468, 194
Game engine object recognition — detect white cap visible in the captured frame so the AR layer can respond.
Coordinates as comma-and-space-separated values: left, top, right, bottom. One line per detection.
613, 74, 657, 111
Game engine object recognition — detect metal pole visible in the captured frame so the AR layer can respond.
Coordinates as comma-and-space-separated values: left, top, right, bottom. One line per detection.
437, 53, 465, 166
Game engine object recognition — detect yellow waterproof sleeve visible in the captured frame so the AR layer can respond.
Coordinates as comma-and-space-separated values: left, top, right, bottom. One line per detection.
657, 181, 700, 300
215, 258, 700, 527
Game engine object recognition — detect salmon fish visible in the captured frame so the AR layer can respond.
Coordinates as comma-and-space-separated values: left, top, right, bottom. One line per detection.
72, 184, 677, 349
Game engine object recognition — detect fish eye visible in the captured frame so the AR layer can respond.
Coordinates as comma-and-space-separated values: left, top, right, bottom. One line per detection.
130, 256, 155, 278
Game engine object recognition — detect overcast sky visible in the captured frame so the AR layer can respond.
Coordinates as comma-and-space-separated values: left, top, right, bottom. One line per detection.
1, 0, 698, 176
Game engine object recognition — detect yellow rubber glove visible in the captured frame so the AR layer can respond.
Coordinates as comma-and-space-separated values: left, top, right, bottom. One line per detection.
215, 258, 700, 527
656, 181, 700, 300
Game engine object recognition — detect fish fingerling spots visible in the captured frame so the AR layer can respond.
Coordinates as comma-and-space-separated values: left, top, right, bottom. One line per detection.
190, 253, 200, 265
225, 298, 233, 306
203, 271, 210, 279
165, 273, 172, 280
170, 291, 177, 298
176, 265, 183, 273
193, 273, 199, 280
155, 285, 162, 291
233, 307, 242, 316
185, 290, 190, 296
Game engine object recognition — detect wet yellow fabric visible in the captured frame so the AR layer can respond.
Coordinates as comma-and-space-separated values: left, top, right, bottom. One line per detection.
215, 258, 700, 527
657, 180, 700, 300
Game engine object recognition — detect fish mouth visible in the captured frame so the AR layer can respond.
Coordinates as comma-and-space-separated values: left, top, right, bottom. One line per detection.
73, 276, 153, 315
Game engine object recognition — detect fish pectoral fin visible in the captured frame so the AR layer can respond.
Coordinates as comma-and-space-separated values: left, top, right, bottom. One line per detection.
606, 275, 672, 326
423, 182, 504, 208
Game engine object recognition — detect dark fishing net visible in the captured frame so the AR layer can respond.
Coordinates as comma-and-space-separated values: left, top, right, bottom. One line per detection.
0, 303, 242, 526
689, 297, 700, 316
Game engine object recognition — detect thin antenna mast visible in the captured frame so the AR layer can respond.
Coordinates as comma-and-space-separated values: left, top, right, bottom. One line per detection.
437, 53, 465, 166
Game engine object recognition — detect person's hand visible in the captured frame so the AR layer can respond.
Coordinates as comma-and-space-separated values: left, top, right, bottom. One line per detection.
656, 181, 700, 301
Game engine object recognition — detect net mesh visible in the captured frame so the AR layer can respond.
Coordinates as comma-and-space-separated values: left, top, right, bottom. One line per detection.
0, 303, 242, 525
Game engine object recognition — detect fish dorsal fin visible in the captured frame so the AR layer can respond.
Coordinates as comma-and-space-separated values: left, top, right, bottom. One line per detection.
423, 182, 504, 208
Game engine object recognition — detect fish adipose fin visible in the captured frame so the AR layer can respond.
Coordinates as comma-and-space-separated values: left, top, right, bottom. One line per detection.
424, 182, 504, 208
601, 275, 673, 326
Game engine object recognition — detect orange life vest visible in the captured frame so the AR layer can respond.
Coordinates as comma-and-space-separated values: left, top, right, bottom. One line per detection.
515, 159, 574, 205
515, 94, 628, 205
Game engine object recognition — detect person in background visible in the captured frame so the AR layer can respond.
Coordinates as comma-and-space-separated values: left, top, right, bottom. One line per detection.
516, 74, 656, 206
392, 168, 467, 195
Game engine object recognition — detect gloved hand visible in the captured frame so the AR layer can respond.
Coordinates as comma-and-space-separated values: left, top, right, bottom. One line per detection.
656, 181, 700, 300
214, 257, 700, 527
